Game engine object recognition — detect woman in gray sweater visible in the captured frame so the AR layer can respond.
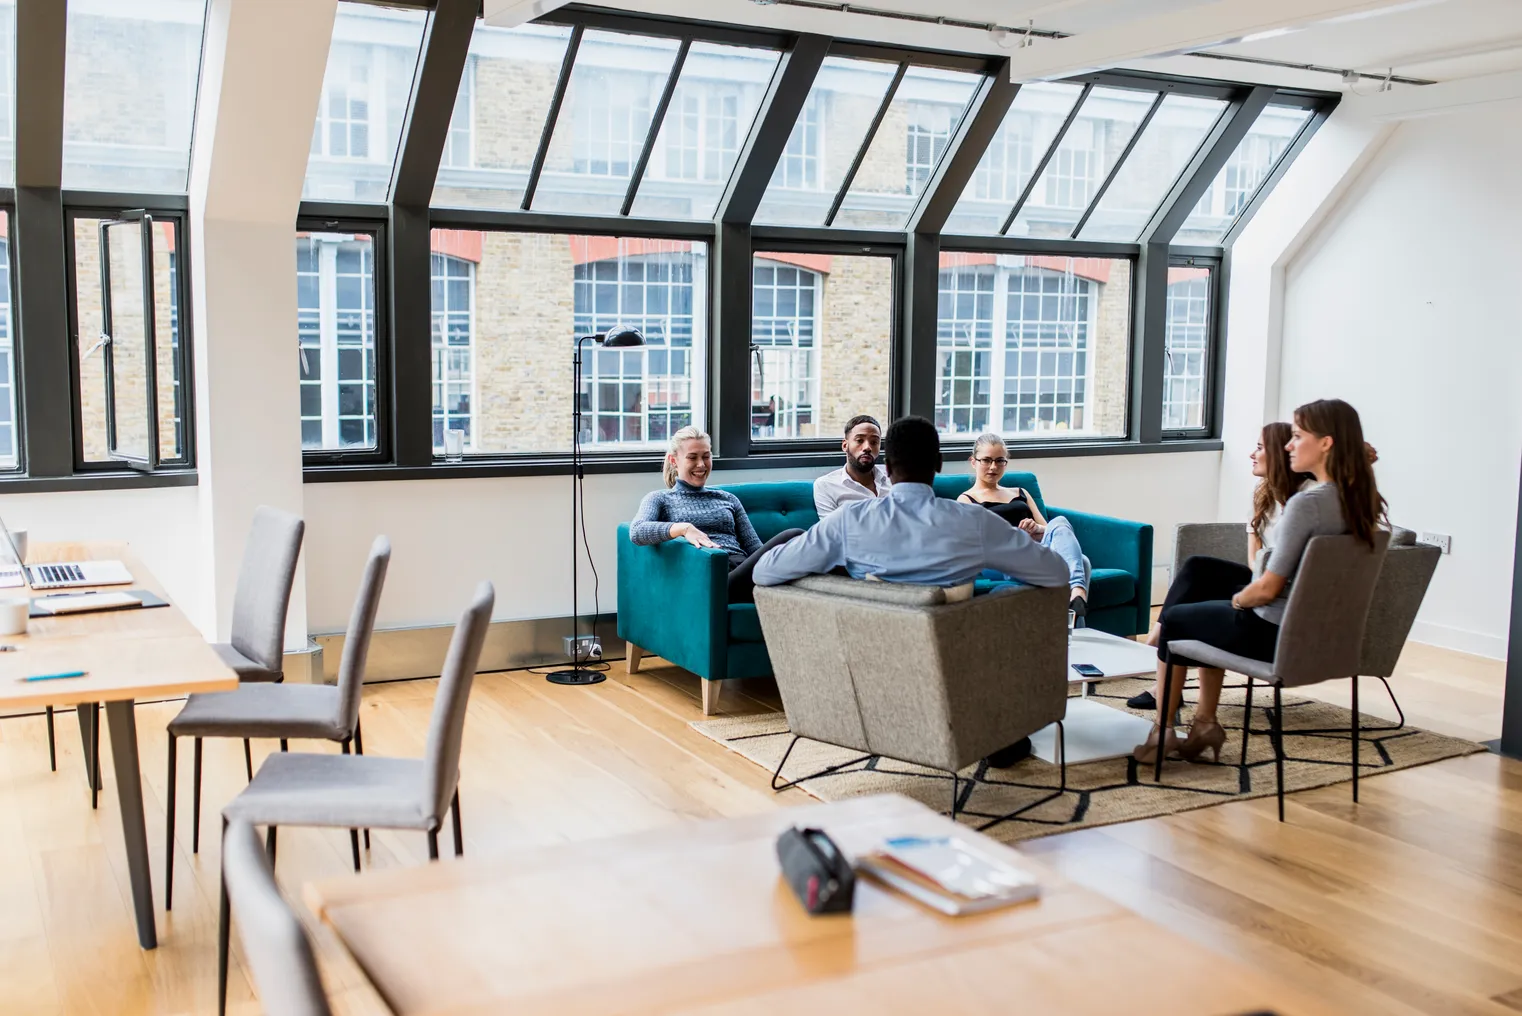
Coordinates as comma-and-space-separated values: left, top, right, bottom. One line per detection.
1135, 399, 1386, 765
630, 426, 804, 603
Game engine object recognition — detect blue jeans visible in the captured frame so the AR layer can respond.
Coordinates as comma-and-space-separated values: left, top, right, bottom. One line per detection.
982, 516, 1090, 590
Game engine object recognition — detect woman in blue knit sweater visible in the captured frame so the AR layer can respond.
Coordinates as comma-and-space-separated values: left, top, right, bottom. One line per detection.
630, 426, 804, 603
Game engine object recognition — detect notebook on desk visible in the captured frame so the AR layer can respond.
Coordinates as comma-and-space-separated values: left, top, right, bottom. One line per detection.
29, 589, 168, 618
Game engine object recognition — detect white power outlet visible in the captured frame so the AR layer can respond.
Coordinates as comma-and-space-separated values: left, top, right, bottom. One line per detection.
1418, 531, 1452, 555
564, 635, 602, 661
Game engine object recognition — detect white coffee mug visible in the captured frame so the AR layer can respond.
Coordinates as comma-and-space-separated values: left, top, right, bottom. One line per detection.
8, 528, 26, 565
0, 597, 28, 636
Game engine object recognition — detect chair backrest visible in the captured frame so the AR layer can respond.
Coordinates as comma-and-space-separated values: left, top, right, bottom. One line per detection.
420, 581, 495, 823
222, 819, 333, 1016
1173, 522, 1249, 569
716, 482, 819, 541
229, 507, 306, 675
1272, 531, 1391, 688
334, 536, 392, 737
1360, 541, 1441, 678
931, 472, 1046, 517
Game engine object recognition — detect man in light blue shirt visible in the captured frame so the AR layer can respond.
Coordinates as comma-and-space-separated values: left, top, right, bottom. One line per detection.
754, 416, 1071, 591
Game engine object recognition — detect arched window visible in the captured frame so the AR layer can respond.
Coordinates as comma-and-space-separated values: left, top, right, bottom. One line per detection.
750, 260, 821, 438
572, 250, 701, 445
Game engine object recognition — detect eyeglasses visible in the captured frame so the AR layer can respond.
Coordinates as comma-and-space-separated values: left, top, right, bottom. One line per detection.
974, 456, 1008, 466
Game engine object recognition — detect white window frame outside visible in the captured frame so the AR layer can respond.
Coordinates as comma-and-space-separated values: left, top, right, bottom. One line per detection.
656, 83, 741, 183
773, 94, 821, 191
1163, 272, 1212, 431
440, 55, 474, 170
750, 259, 823, 439
297, 234, 379, 451
431, 253, 475, 451
311, 42, 383, 162
1040, 119, 1096, 211
905, 101, 959, 194
571, 71, 655, 178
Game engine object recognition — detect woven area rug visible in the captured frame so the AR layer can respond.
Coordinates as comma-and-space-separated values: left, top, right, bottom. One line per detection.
692, 678, 1486, 843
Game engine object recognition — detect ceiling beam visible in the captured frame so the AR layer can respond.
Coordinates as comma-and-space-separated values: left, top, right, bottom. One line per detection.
1005, 0, 1449, 82
484, 0, 570, 29
1361, 68, 1522, 120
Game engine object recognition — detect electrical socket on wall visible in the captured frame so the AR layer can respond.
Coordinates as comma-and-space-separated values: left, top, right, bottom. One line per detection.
564, 635, 602, 661
1418, 532, 1452, 555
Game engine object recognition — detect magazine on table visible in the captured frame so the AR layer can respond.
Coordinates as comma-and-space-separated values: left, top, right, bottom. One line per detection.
854, 834, 1041, 916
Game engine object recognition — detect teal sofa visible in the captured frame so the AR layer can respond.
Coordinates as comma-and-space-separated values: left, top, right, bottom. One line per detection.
617, 473, 1152, 712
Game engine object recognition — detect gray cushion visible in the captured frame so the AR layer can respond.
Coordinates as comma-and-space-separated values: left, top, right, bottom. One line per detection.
214, 642, 282, 683
790, 574, 952, 607
223, 753, 438, 831
1389, 525, 1417, 547
170, 685, 345, 741
1166, 639, 1277, 682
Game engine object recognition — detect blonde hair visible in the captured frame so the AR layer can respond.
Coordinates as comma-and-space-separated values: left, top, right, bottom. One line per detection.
664, 426, 712, 487
971, 432, 1006, 459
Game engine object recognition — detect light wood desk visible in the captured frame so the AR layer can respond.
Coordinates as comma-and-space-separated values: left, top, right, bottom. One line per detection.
307, 793, 1330, 1016
0, 542, 236, 949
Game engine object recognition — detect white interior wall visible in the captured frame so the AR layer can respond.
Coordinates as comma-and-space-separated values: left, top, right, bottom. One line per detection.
1274, 101, 1522, 658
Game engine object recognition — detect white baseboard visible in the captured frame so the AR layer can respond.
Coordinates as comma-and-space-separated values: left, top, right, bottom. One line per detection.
1407, 620, 1506, 660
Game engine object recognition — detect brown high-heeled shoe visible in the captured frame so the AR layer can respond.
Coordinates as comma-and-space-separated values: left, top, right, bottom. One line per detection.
1132, 726, 1180, 765
1178, 720, 1227, 763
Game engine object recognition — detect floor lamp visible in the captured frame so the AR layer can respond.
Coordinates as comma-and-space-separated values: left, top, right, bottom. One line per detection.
547, 326, 645, 687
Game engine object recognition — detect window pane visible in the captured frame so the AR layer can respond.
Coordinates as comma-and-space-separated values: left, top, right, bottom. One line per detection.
628, 42, 780, 220
832, 66, 981, 229
303, 3, 428, 203
943, 82, 1084, 235
529, 31, 681, 216
753, 57, 899, 227
431, 22, 572, 210
0, 214, 14, 468
1175, 105, 1314, 244
1009, 86, 1155, 240
428, 230, 707, 455
934, 252, 1129, 441
1077, 94, 1226, 242
1163, 266, 1212, 430
751, 252, 891, 440
296, 231, 378, 452
62, 0, 204, 193
0, 2, 15, 189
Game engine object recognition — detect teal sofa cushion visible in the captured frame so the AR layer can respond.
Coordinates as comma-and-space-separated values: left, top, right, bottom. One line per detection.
728, 604, 765, 642
713, 481, 818, 541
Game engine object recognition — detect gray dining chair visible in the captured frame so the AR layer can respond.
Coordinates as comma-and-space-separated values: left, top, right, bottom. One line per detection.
220, 579, 494, 865
218, 818, 332, 1016
1165, 531, 1391, 821
165, 536, 390, 910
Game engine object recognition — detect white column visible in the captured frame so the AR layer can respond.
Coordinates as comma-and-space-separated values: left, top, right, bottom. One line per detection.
1216, 99, 1395, 520
187, 0, 339, 647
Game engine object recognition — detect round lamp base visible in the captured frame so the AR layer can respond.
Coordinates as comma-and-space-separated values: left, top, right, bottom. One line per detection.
545, 668, 607, 687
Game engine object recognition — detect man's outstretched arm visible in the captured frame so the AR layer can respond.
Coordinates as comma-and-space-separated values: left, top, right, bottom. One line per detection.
753, 515, 847, 586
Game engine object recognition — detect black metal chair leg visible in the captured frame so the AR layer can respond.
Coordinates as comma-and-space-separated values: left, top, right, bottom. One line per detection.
949, 772, 959, 820
769, 734, 872, 792
1155, 664, 1176, 783
218, 818, 230, 1016
1351, 676, 1360, 804
243, 739, 253, 781
349, 829, 361, 872
165, 734, 177, 911
265, 825, 277, 867
354, 720, 370, 850
192, 737, 203, 853
1378, 677, 1405, 730
279, 738, 288, 753
973, 722, 1068, 833
46, 706, 56, 771
451, 790, 463, 857
427, 829, 440, 861
86, 703, 101, 809
1273, 685, 1285, 822
1239, 678, 1254, 766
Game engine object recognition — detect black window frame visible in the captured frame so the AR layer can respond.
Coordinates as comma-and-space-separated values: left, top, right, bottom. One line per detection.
1159, 251, 1221, 439
295, 214, 394, 466
0, 203, 23, 477
63, 202, 197, 475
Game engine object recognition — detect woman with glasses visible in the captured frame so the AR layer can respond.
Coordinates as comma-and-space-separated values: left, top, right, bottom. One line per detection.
958, 432, 1090, 618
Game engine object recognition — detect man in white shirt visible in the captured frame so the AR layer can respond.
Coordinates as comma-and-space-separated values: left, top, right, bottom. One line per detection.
813, 415, 891, 518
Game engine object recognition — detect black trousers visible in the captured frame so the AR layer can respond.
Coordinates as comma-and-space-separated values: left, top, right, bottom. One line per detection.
728, 528, 805, 604
1157, 556, 1277, 667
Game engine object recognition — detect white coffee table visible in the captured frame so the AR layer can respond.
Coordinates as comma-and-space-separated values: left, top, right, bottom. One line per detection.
1029, 628, 1160, 764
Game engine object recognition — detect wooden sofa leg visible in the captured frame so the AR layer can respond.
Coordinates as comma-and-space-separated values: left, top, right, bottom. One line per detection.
626, 644, 645, 675
701, 679, 722, 716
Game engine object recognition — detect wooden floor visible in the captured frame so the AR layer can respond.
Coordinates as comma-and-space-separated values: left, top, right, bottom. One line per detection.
0, 640, 1517, 1015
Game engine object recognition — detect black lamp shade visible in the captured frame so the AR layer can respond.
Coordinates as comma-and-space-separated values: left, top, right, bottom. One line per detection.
601, 326, 645, 348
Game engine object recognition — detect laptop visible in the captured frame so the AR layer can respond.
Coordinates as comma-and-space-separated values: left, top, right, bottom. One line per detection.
0, 515, 133, 590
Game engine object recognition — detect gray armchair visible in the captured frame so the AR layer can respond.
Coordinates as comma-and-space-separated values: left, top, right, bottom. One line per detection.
753, 576, 1070, 828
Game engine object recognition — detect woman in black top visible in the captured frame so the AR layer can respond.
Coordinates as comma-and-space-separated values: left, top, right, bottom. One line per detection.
957, 433, 1090, 617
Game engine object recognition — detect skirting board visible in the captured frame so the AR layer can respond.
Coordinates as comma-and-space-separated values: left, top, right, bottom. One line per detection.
1407, 620, 1505, 661
313, 614, 626, 684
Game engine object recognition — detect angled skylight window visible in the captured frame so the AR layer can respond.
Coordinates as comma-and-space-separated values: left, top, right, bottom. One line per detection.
1076, 93, 1226, 242
0, 2, 13, 188
527, 30, 682, 216
1008, 86, 1157, 239
831, 65, 982, 229
752, 56, 900, 227
431, 21, 574, 211
303, 2, 428, 203
628, 42, 780, 220
1174, 104, 1315, 244
61, 0, 206, 193
942, 82, 1085, 236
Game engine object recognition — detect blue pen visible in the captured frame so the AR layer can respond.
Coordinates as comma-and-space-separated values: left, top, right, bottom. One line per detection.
20, 670, 88, 682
